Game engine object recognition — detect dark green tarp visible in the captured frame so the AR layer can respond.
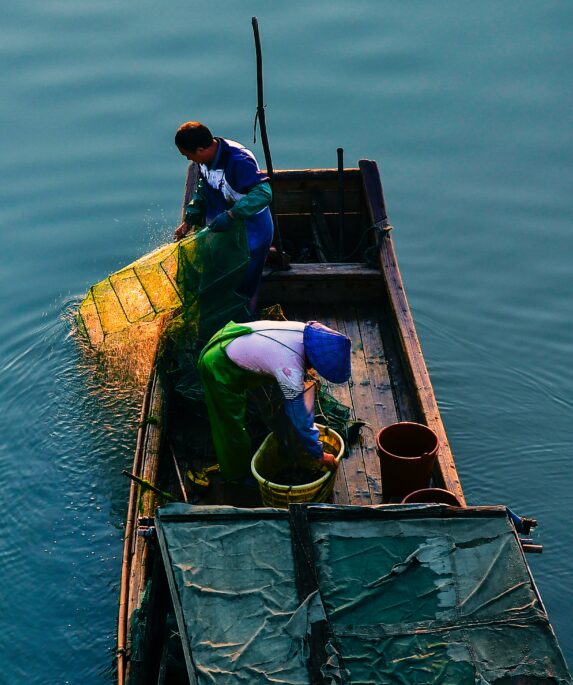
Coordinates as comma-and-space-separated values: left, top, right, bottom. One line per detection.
156, 504, 572, 685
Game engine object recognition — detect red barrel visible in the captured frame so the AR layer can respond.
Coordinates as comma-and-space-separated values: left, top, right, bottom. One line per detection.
402, 488, 462, 506
376, 422, 439, 500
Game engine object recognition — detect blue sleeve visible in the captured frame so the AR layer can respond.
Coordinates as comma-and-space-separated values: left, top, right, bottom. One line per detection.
283, 392, 323, 460
227, 149, 270, 194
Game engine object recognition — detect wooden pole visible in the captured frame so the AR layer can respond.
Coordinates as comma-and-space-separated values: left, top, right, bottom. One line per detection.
170, 444, 189, 503
122, 470, 175, 500
117, 368, 156, 685
337, 147, 345, 261
251, 16, 287, 269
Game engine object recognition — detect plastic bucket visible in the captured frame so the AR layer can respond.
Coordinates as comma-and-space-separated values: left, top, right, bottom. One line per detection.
251, 424, 344, 508
376, 421, 439, 500
401, 488, 462, 506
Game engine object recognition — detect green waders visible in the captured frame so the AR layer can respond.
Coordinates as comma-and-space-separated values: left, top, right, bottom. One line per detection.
197, 321, 271, 481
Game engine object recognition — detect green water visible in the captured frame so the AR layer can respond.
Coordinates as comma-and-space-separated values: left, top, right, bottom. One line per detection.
0, 2, 571, 682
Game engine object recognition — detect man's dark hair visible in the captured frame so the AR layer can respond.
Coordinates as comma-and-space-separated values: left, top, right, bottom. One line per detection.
175, 122, 214, 152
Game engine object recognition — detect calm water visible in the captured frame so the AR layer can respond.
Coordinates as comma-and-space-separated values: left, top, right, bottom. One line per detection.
1, 2, 571, 682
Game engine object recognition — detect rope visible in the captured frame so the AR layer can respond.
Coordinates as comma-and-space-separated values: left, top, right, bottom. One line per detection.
338, 222, 393, 263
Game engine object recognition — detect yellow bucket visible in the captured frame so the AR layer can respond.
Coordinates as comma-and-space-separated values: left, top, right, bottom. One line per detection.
251, 424, 345, 508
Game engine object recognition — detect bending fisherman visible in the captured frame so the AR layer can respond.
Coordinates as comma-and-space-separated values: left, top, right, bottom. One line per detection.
197, 320, 352, 482
173, 121, 274, 312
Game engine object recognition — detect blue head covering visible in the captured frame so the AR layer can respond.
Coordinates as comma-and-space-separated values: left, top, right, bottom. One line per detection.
303, 321, 351, 384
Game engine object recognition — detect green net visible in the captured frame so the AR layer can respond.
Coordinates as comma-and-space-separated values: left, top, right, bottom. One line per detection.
77, 223, 250, 386
76, 224, 360, 436
315, 386, 351, 436
247, 378, 361, 465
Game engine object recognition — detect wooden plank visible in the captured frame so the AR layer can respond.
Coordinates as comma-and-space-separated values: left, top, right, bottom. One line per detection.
311, 190, 337, 260
317, 309, 372, 505
117, 369, 156, 685
127, 372, 165, 624
261, 263, 384, 305
265, 262, 382, 280
273, 188, 363, 215
276, 210, 363, 219
261, 281, 382, 307
355, 305, 399, 428
269, 212, 369, 265
378, 235, 465, 500
272, 168, 362, 185
334, 306, 384, 503
359, 159, 465, 505
374, 294, 422, 423
272, 169, 365, 220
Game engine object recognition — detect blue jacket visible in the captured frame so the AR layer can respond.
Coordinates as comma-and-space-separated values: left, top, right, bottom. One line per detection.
199, 138, 274, 251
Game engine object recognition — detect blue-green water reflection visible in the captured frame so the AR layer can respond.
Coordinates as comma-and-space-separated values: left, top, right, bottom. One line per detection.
0, 2, 571, 681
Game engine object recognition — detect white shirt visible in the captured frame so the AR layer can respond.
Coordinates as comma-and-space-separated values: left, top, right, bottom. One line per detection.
225, 321, 306, 399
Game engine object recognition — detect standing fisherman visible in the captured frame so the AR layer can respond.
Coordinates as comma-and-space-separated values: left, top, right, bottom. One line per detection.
197, 319, 352, 482
173, 121, 274, 312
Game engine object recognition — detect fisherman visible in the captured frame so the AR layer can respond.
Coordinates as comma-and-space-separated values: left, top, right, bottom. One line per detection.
197, 320, 352, 482
173, 121, 274, 312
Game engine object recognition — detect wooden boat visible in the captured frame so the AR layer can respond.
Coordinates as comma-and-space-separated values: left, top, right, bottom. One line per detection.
116, 158, 463, 683
116, 160, 571, 684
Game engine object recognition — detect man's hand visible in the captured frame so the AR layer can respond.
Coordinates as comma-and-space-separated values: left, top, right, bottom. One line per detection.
317, 451, 338, 471
173, 222, 190, 242
208, 211, 233, 233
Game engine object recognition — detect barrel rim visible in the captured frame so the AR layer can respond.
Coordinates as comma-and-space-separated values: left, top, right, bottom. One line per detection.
251, 424, 344, 492
376, 420, 439, 460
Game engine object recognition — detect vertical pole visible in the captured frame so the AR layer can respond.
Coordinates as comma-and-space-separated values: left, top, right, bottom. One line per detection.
337, 147, 345, 261
251, 16, 287, 269
252, 17, 273, 177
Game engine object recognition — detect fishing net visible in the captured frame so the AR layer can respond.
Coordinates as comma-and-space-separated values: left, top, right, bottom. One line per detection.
76, 223, 360, 438
248, 373, 362, 464
76, 223, 251, 387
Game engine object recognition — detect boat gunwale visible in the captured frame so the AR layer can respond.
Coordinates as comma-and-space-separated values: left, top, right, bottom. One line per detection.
358, 159, 465, 506
117, 368, 157, 685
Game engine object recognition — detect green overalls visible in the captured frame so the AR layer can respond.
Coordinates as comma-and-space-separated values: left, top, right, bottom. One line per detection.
197, 321, 272, 481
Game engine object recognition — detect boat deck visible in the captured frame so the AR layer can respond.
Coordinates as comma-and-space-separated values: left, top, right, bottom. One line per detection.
258, 261, 431, 506
283, 300, 394, 505
166, 261, 445, 508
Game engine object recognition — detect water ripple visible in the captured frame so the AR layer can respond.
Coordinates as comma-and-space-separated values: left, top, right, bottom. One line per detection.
1, 0, 572, 678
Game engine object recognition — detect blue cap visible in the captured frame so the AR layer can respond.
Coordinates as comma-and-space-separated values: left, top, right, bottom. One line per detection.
303, 321, 351, 384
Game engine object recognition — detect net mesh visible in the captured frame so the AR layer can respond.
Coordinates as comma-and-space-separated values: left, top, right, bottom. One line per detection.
77, 224, 250, 387
76, 225, 360, 437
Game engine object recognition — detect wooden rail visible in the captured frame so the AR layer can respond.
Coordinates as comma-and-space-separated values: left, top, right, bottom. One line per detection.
117, 369, 156, 685
359, 159, 465, 505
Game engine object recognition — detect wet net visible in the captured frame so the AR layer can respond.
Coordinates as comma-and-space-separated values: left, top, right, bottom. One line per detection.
76, 223, 360, 435
76, 223, 250, 387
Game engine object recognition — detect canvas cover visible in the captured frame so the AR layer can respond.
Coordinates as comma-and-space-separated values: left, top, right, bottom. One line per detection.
156, 504, 572, 685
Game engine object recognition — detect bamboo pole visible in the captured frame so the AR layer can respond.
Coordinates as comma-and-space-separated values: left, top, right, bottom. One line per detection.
117, 368, 156, 685
251, 16, 287, 269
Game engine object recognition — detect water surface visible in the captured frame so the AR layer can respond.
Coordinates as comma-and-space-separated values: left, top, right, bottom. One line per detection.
1, 2, 571, 681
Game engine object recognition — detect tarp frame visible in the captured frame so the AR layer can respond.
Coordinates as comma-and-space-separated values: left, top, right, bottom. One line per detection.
156, 517, 200, 685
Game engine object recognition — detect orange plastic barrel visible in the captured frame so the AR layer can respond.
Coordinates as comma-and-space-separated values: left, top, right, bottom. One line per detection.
401, 487, 462, 506
376, 421, 439, 500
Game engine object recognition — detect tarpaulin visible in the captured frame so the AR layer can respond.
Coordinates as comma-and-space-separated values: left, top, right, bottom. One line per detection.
156, 504, 572, 685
